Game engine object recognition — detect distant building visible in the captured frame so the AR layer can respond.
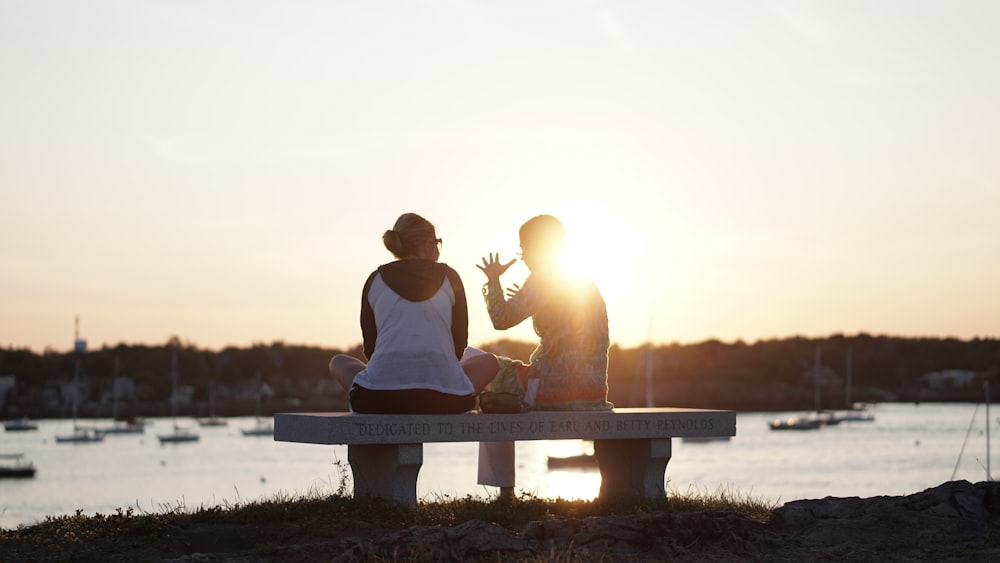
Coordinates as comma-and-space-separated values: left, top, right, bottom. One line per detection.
170, 385, 196, 407
921, 370, 977, 389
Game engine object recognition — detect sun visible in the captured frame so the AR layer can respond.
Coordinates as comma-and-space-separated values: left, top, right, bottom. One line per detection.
554, 207, 643, 308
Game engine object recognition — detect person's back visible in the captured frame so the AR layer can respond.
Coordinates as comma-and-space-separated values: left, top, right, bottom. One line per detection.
328, 212, 499, 414
358, 259, 471, 395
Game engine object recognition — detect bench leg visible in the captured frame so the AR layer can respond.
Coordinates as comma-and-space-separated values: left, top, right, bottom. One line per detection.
593, 438, 671, 502
347, 443, 423, 505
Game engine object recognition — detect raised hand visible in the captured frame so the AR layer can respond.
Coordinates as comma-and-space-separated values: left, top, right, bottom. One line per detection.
477, 252, 516, 282
505, 283, 521, 298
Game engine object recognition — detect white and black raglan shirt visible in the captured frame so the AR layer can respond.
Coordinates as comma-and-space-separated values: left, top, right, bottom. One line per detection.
352, 259, 474, 396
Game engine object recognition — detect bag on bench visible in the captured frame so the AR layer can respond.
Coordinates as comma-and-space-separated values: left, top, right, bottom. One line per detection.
478, 392, 526, 414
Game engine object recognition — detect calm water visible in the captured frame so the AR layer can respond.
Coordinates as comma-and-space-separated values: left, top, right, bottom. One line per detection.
1, 403, 996, 529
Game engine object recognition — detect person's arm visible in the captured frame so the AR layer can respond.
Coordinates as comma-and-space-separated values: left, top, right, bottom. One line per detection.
445, 267, 469, 360
483, 274, 539, 330
360, 270, 379, 360
477, 253, 533, 330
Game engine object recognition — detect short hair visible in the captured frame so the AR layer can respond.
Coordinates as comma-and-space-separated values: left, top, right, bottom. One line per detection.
519, 214, 568, 256
383, 213, 436, 259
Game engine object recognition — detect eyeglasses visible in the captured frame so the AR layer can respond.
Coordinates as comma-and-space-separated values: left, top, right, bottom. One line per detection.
435, 238, 443, 249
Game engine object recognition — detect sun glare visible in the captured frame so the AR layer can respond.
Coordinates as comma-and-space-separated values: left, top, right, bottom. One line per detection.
558, 208, 642, 307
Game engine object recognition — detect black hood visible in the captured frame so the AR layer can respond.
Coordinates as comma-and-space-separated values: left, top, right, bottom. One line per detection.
377, 259, 449, 302
360, 259, 469, 361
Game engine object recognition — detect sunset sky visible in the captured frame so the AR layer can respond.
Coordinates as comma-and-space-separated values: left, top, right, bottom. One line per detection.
2, 1, 998, 354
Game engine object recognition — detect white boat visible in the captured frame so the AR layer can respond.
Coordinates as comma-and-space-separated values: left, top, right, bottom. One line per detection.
197, 416, 228, 427
834, 404, 876, 423
102, 418, 146, 434
57, 358, 105, 444
240, 381, 273, 436
157, 350, 200, 445
198, 383, 228, 427
769, 416, 824, 431
0, 453, 37, 478
828, 350, 876, 423
102, 355, 146, 435
4, 417, 39, 432
769, 347, 827, 432
158, 425, 200, 443
55, 426, 106, 443
240, 420, 274, 436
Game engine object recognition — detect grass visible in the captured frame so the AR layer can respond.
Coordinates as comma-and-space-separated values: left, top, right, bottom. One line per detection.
0, 466, 778, 562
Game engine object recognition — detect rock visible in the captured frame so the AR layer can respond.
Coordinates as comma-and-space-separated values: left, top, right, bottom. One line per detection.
768, 480, 998, 550
377, 519, 533, 560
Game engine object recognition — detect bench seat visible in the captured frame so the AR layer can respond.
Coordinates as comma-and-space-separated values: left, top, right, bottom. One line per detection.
274, 407, 736, 504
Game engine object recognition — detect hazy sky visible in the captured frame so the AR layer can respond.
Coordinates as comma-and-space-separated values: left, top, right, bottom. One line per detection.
2, 1, 998, 354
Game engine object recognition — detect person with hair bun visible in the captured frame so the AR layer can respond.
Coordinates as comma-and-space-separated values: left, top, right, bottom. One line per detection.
329, 213, 499, 414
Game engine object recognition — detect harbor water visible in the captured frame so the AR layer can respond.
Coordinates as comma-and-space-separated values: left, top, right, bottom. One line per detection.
1, 402, 996, 529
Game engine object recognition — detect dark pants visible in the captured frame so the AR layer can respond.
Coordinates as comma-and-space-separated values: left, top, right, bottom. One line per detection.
350, 384, 476, 414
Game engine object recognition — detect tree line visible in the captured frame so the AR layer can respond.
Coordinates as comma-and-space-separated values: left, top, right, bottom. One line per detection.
1, 333, 998, 418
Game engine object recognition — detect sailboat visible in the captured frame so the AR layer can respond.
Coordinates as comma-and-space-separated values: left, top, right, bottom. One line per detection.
102, 354, 145, 435
830, 348, 875, 423
4, 417, 38, 432
770, 347, 827, 431
157, 350, 200, 444
197, 379, 227, 427
0, 453, 37, 478
240, 381, 274, 437
56, 359, 106, 443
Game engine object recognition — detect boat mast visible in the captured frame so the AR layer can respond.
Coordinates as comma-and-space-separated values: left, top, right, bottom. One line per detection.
814, 346, 821, 413
171, 350, 179, 429
845, 347, 853, 410
644, 318, 654, 408
112, 354, 120, 420
71, 358, 81, 425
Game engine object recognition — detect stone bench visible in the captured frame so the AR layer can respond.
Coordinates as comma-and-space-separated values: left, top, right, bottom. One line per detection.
273, 407, 736, 505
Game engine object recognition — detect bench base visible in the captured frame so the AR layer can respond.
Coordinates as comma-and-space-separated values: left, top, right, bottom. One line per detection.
348, 444, 423, 505
595, 438, 672, 500
346, 438, 672, 505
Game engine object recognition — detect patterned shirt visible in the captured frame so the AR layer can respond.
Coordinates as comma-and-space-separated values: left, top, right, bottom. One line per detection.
483, 268, 612, 410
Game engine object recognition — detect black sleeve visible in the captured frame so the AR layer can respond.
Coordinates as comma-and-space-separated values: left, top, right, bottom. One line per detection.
445, 266, 469, 360
360, 270, 379, 361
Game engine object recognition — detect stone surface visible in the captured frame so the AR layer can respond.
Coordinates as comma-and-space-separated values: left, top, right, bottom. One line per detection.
769, 479, 999, 550
274, 408, 737, 445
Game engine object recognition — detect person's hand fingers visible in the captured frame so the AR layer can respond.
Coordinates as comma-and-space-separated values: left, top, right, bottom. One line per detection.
505, 283, 521, 298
